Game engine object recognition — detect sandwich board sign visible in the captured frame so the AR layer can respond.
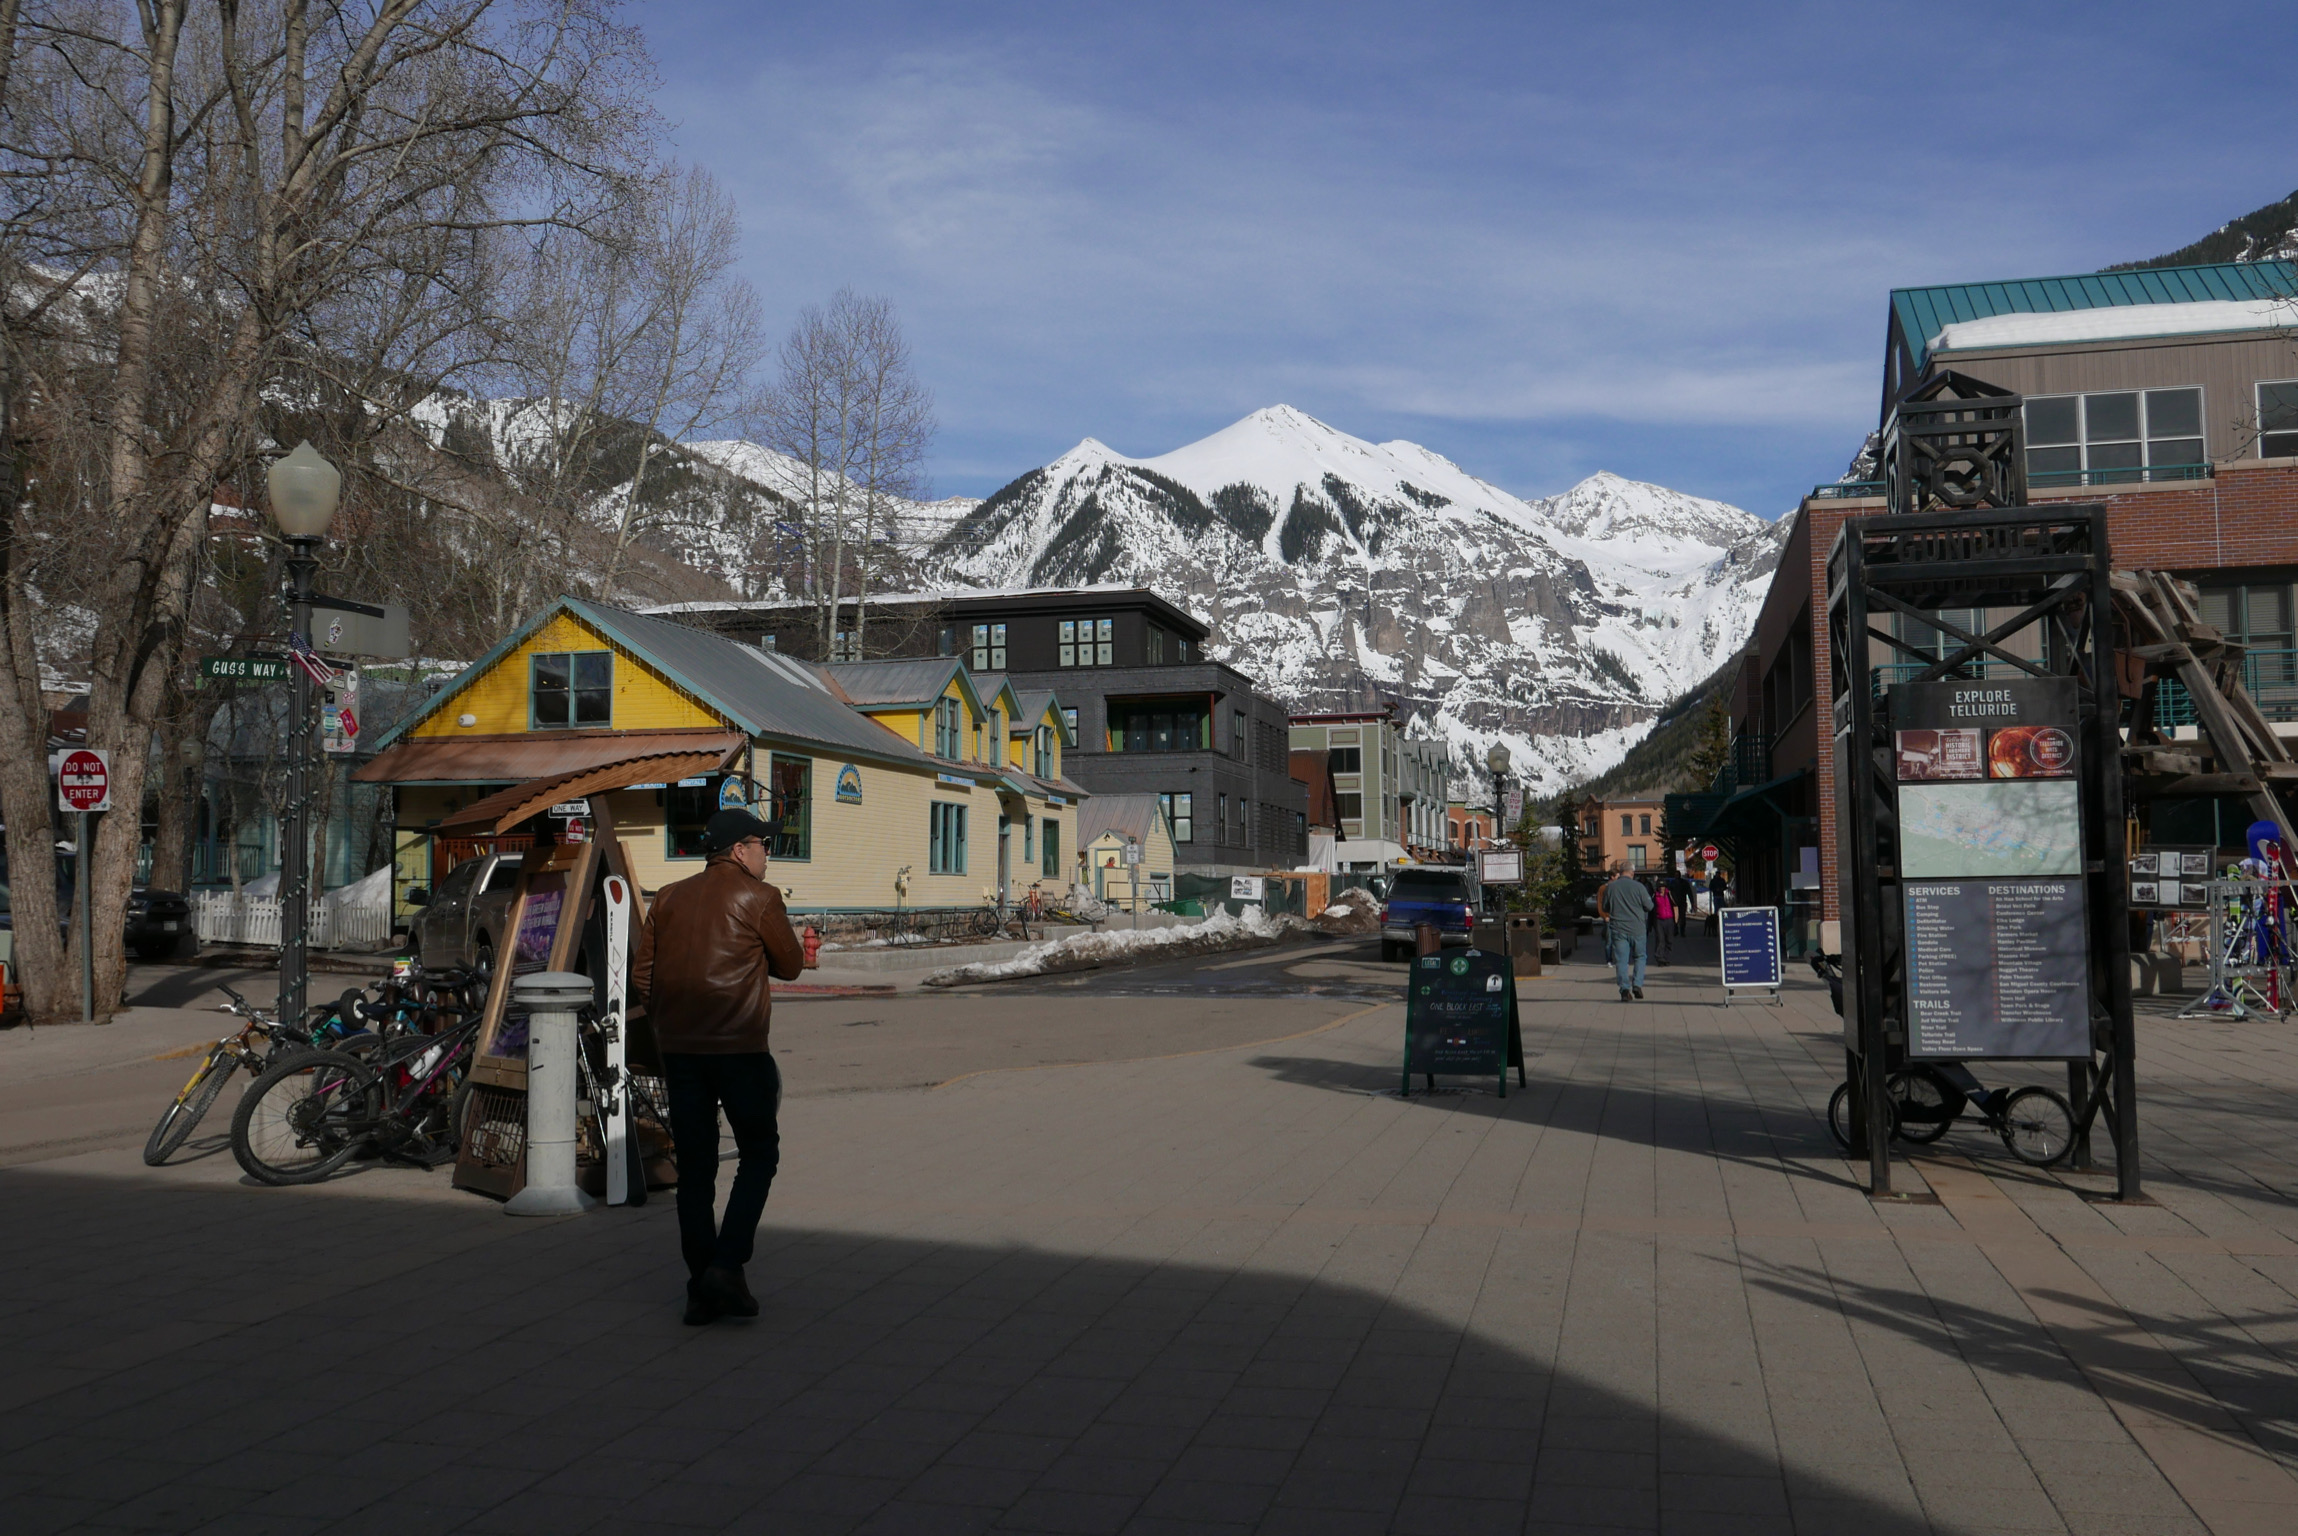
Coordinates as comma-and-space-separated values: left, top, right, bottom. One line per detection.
1719, 905, 1783, 1006
1402, 948, 1527, 1097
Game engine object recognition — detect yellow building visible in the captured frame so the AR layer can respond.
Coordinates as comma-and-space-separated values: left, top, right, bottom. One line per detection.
354, 597, 1085, 918
1077, 793, 1179, 908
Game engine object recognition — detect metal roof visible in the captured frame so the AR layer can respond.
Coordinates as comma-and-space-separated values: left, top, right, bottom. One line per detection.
1078, 792, 1172, 849
817, 657, 987, 720
1010, 689, 1071, 744
429, 740, 743, 833
1891, 259, 2298, 377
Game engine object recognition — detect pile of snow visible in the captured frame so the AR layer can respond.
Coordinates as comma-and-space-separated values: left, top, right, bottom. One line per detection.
923, 906, 1311, 987
1313, 887, 1383, 936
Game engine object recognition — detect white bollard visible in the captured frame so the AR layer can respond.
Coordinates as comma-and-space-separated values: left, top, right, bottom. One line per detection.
504, 971, 600, 1217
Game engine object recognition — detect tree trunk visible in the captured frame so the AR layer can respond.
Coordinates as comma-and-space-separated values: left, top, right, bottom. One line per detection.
147, 684, 221, 896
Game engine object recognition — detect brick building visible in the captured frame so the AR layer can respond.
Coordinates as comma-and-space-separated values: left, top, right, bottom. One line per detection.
1676, 259, 2298, 954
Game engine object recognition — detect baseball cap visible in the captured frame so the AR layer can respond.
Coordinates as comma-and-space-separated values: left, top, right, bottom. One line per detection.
701, 808, 775, 853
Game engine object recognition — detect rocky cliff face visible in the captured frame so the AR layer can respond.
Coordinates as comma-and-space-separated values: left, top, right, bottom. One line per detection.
933, 406, 1786, 794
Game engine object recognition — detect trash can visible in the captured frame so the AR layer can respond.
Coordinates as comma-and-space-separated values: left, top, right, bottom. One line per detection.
1506, 914, 1543, 976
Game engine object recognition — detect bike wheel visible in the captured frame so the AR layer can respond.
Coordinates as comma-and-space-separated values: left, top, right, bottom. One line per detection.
232, 1051, 379, 1185
1887, 1067, 1957, 1144
1999, 1086, 2077, 1167
1828, 1081, 1897, 1152
144, 1049, 239, 1165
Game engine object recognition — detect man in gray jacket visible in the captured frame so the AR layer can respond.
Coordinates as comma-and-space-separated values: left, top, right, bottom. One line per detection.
1597, 863, 1655, 1002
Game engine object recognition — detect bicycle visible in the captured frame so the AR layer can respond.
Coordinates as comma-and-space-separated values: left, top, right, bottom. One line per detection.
143, 984, 375, 1166
230, 1007, 485, 1185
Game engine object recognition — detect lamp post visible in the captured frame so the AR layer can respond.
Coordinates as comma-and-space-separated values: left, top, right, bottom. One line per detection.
268, 441, 340, 1028
1484, 743, 1511, 850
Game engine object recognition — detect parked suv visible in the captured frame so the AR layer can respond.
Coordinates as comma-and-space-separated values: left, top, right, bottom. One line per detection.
0, 878, 194, 961
405, 851, 520, 973
1379, 867, 1478, 962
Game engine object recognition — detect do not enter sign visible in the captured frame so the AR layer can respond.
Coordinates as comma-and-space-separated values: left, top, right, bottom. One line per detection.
57, 748, 111, 812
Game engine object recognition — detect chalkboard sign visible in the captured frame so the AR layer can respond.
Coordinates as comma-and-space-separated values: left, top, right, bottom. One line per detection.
1719, 906, 1783, 1004
1402, 948, 1527, 1097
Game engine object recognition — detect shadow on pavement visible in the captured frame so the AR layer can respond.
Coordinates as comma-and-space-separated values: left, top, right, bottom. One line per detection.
0, 1164, 1946, 1534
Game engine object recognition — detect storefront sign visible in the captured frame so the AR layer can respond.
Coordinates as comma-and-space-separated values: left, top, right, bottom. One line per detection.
1891, 676, 2091, 1059
936, 772, 972, 787
1402, 949, 1526, 1096
717, 777, 750, 810
835, 764, 863, 803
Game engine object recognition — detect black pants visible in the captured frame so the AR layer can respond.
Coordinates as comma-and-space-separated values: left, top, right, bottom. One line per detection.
662, 1051, 781, 1278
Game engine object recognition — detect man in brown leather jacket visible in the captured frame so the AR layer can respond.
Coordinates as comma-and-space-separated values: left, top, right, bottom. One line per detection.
632, 807, 806, 1324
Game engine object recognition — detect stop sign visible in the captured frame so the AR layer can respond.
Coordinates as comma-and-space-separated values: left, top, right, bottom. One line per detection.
58, 748, 110, 812
1700, 844, 1719, 863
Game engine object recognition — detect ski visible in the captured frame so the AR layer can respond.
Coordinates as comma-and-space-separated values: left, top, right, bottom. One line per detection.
602, 874, 632, 1205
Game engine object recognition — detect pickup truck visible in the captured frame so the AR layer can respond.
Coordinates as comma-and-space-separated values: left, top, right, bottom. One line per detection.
1379, 867, 1479, 962
404, 850, 521, 973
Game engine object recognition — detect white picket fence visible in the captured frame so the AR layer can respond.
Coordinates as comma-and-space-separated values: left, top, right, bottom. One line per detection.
192, 891, 394, 951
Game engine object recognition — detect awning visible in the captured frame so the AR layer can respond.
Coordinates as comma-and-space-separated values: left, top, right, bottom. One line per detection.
1671, 770, 1803, 848
419, 735, 745, 837
352, 728, 741, 786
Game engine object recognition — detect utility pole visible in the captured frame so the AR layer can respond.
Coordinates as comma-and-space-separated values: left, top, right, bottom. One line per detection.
268, 444, 341, 1028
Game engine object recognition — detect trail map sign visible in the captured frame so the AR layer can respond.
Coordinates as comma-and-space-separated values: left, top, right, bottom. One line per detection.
1718, 906, 1782, 1004
56, 749, 110, 813
1402, 948, 1527, 1097
1892, 676, 2091, 1058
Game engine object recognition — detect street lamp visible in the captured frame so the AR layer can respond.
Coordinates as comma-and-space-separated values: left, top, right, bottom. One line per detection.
1484, 743, 1511, 847
268, 441, 340, 1028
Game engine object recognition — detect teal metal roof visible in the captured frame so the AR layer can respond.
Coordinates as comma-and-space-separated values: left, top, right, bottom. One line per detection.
1892, 259, 2298, 377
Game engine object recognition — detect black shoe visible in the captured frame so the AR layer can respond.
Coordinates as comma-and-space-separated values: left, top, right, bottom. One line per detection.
683, 1277, 720, 1327
1619, 988, 1632, 1002
1633, 986, 1645, 999
698, 1265, 759, 1319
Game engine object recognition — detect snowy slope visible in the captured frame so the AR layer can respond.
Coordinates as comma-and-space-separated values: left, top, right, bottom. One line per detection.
936, 406, 1784, 795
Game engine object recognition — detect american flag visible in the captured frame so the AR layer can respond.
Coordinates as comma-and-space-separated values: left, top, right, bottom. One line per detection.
286, 632, 339, 687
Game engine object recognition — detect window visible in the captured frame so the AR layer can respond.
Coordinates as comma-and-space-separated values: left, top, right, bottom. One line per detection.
1639, 814, 1651, 836
2259, 381, 2298, 458
530, 651, 611, 729
937, 626, 960, 657
1059, 617, 1114, 666
1629, 845, 1648, 869
666, 779, 719, 859
1161, 791, 1193, 843
928, 802, 968, 874
1217, 793, 1229, 844
759, 633, 777, 651
1233, 710, 1247, 759
934, 696, 961, 758
1330, 746, 1362, 773
1336, 792, 1363, 824
971, 623, 1007, 671
2026, 389, 2204, 483
1620, 813, 1633, 836
1042, 818, 1060, 877
1147, 627, 1165, 664
1034, 724, 1054, 777
831, 631, 859, 661
1294, 811, 1306, 855
1107, 699, 1210, 752
769, 755, 810, 861
1062, 707, 1080, 744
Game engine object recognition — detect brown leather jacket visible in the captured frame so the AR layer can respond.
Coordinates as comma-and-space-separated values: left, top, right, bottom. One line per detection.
631, 857, 805, 1053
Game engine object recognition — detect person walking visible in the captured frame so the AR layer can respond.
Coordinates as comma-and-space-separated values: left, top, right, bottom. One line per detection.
631, 807, 806, 1325
1669, 873, 1693, 938
1596, 863, 1655, 1001
1652, 879, 1675, 961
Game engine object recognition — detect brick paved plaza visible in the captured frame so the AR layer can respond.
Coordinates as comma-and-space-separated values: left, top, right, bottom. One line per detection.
6, 943, 2298, 1535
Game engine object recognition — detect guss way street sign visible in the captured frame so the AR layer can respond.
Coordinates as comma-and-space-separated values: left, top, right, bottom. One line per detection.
199, 656, 291, 682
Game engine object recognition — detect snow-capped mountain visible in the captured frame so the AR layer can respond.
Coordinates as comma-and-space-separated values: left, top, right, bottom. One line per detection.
936, 406, 1785, 794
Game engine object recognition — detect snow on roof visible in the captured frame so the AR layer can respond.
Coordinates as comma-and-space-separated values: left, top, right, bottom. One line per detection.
1931, 296, 2296, 354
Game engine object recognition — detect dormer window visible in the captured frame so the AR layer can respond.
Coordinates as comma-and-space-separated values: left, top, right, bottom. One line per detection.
934, 696, 961, 758
531, 651, 611, 728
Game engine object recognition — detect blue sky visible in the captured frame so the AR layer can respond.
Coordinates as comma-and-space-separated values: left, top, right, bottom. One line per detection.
647, 2, 2298, 518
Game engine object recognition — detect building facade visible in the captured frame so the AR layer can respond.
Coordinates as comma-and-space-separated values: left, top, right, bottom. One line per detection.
1679, 258, 2298, 952
656, 587, 1310, 879
356, 598, 1084, 923
1573, 794, 1668, 873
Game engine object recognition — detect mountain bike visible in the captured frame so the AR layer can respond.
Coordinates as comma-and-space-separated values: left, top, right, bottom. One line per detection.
143, 985, 371, 1166
230, 1008, 484, 1185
